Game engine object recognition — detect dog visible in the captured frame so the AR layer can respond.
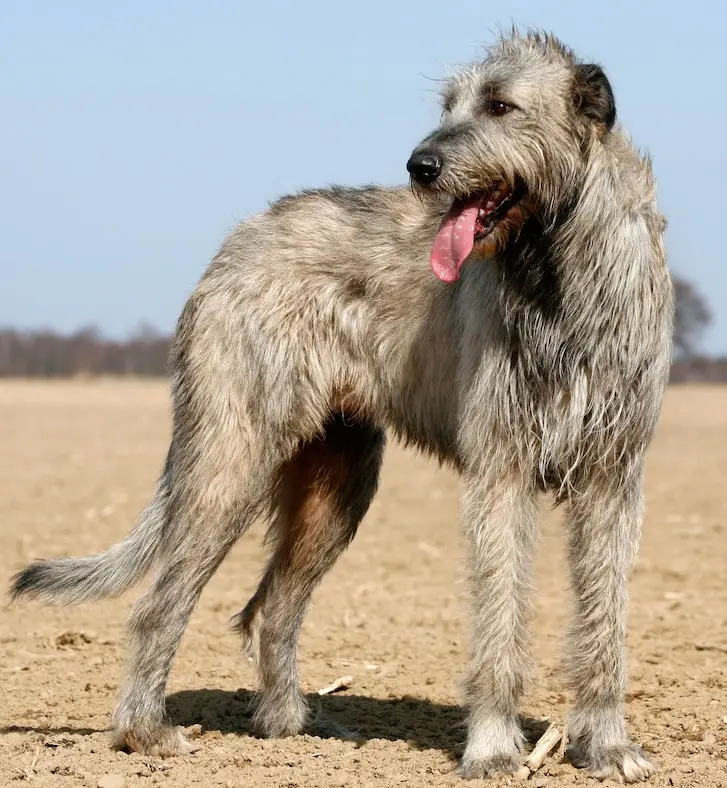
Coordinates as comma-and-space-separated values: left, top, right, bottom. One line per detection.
11, 30, 673, 782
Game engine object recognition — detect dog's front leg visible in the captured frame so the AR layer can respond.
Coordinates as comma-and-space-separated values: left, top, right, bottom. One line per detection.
564, 470, 657, 782
459, 469, 539, 780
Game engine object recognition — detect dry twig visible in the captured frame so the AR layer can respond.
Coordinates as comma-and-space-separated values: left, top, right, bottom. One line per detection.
516, 722, 562, 779
317, 675, 354, 696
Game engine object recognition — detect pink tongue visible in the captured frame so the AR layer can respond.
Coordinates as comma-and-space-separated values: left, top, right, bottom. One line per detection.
430, 197, 483, 283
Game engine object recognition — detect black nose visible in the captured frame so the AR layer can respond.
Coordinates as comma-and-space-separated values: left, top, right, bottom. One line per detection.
406, 152, 442, 185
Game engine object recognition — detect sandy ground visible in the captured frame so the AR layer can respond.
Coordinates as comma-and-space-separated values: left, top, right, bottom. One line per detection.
0, 380, 725, 788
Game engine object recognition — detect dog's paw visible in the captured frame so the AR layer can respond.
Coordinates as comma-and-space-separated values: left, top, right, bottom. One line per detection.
460, 753, 523, 780
252, 693, 309, 738
115, 724, 200, 757
461, 715, 524, 780
568, 741, 656, 783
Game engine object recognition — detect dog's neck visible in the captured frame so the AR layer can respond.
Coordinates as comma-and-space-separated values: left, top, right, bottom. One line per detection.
498, 130, 670, 381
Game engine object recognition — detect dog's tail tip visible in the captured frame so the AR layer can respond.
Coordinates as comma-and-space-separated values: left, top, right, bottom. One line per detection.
9, 553, 138, 606
9, 560, 51, 602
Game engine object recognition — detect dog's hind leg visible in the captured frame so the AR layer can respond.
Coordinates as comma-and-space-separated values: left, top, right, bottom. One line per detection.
564, 470, 657, 783
112, 447, 278, 756
234, 415, 385, 738
459, 469, 539, 779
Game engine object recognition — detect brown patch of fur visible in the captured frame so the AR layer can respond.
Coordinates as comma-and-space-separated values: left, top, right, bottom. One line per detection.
274, 432, 353, 574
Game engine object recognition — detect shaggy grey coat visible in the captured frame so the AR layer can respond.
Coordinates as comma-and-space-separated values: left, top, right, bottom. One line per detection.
11, 31, 673, 783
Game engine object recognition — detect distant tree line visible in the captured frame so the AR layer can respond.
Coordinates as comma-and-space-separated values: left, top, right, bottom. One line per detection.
0, 323, 169, 378
0, 276, 723, 380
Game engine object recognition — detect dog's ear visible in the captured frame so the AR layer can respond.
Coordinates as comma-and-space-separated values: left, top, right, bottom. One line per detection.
573, 64, 616, 131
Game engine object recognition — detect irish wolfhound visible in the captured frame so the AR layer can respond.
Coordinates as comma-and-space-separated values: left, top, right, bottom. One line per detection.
11, 31, 673, 782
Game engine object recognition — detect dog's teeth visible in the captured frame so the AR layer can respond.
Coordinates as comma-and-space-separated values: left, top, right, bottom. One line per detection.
485, 200, 496, 211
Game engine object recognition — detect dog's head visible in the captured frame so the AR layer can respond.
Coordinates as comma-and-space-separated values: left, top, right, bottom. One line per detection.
408, 31, 616, 282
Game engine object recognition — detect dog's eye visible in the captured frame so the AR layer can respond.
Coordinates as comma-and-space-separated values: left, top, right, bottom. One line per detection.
488, 100, 511, 117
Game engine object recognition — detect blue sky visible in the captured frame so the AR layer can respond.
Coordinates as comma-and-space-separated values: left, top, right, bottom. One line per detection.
3, 1, 726, 353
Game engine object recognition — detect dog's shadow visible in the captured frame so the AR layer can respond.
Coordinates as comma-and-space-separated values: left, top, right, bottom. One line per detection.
1, 689, 550, 763
166, 688, 550, 761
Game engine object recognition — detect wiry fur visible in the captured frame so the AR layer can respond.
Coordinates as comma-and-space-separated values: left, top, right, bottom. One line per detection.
9, 31, 673, 782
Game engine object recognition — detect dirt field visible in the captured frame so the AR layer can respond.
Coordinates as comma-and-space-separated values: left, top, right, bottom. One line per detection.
0, 380, 725, 787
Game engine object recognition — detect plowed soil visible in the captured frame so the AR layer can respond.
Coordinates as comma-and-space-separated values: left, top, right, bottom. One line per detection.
1, 381, 725, 787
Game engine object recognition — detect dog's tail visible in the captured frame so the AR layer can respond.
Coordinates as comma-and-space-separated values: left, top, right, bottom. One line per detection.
9, 474, 170, 606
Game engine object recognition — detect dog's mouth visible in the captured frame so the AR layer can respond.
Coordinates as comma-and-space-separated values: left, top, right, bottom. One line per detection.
430, 180, 527, 283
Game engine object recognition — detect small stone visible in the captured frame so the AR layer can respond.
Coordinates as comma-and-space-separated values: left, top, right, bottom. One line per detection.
98, 775, 126, 788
